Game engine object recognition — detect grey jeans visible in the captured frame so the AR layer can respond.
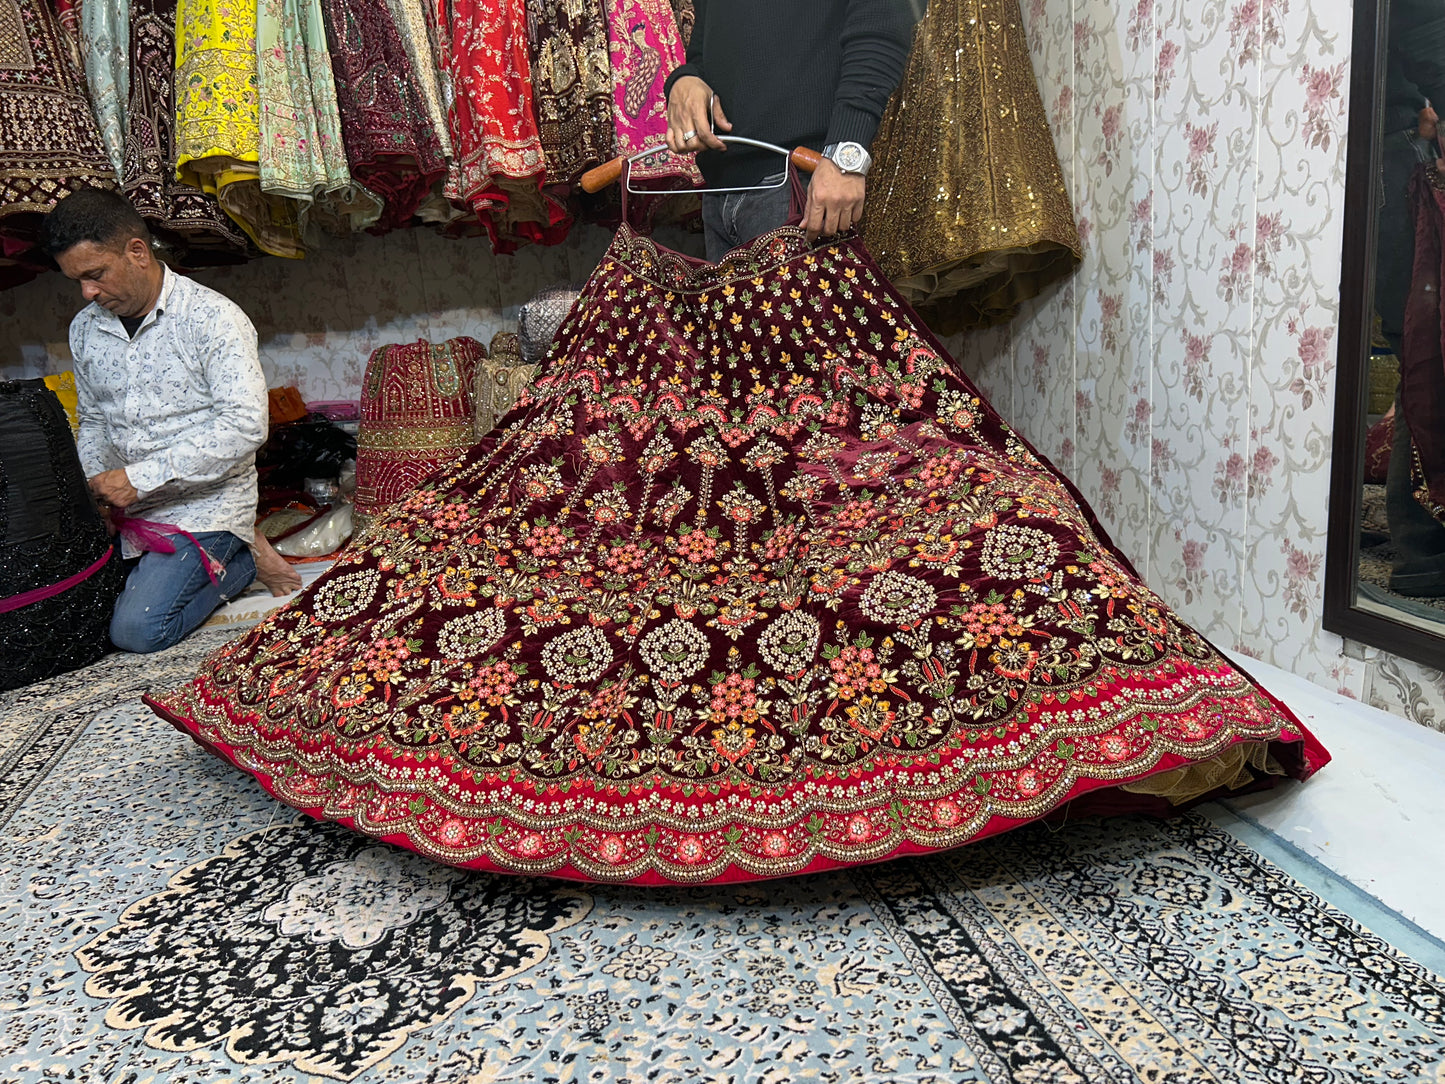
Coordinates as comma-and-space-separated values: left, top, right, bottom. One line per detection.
700, 171, 807, 262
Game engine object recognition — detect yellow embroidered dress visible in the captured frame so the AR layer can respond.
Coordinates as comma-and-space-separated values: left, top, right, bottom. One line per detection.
174, 0, 304, 257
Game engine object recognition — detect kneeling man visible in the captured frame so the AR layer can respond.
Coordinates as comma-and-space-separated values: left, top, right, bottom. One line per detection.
43, 188, 297, 653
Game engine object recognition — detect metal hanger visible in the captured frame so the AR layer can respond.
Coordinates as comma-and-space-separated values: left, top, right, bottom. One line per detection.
625, 135, 796, 195
581, 96, 823, 194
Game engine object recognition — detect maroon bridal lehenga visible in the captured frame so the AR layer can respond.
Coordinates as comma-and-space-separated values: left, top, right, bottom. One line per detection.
148, 210, 1328, 885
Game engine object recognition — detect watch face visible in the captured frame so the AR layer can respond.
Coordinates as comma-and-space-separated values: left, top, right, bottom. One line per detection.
835, 144, 865, 172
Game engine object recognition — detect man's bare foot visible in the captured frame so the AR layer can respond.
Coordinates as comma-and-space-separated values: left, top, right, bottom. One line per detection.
253, 533, 303, 596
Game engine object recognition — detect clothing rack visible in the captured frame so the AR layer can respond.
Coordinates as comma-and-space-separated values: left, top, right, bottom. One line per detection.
0, 0, 702, 288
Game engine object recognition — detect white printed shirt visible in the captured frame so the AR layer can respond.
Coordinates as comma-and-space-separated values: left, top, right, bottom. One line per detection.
70, 265, 267, 555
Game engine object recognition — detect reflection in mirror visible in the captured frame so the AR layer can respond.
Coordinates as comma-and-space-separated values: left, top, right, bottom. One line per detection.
1328, 0, 1445, 668
1355, 0, 1445, 639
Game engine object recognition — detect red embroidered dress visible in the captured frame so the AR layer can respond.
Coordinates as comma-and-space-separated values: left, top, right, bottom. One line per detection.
437, 0, 566, 250
149, 223, 1328, 885
354, 337, 486, 520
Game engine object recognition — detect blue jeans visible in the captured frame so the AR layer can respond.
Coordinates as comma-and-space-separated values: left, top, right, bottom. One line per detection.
110, 531, 256, 653
701, 171, 807, 262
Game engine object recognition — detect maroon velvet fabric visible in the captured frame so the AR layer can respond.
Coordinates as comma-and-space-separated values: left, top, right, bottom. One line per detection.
1401, 168, 1445, 511
1365, 413, 1393, 485
318, 0, 447, 232
149, 225, 1328, 885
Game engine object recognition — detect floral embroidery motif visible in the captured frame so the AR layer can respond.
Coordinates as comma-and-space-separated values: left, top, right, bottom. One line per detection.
174, 0, 262, 171
150, 226, 1323, 884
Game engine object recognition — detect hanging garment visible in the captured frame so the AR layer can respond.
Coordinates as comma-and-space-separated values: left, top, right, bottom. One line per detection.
148, 220, 1329, 885
603, 0, 699, 186
438, 0, 567, 249
317, 0, 447, 233
0, 381, 125, 692
863, 0, 1081, 332
354, 337, 485, 520
388, 0, 470, 226
120, 0, 250, 262
42, 371, 80, 437
50, 0, 85, 78
1396, 166, 1445, 520
52, 0, 80, 40
525, 0, 618, 187
0, 0, 117, 285
383, 0, 454, 162
175, 0, 305, 258
80, 0, 130, 177
669, 0, 695, 44
256, 0, 379, 236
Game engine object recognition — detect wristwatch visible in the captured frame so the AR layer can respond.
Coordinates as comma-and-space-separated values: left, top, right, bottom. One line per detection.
823, 141, 873, 176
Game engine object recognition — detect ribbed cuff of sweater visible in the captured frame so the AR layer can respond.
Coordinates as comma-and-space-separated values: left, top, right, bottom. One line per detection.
826, 103, 883, 153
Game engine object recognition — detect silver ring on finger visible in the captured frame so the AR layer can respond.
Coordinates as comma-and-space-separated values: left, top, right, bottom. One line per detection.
682, 130, 697, 142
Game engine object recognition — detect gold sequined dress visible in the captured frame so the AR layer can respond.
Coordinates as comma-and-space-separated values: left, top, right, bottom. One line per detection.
863, 0, 1080, 331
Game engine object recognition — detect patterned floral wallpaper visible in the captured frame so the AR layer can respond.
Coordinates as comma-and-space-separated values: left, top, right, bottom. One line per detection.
953, 0, 1445, 730
4, 0, 1445, 728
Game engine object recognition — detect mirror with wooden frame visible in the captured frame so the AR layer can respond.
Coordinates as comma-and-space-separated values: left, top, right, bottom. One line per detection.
1326, 0, 1445, 668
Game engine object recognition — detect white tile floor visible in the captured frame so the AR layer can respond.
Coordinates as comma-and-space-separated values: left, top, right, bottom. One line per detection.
1221, 649, 1445, 943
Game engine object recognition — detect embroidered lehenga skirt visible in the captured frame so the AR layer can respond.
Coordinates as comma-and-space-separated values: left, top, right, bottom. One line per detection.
1, 381, 125, 690
863, 0, 1082, 331
148, 224, 1328, 885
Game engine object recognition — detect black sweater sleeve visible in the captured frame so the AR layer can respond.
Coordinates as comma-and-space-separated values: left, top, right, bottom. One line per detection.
827, 0, 922, 150
664, 0, 708, 100
661, 0, 923, 185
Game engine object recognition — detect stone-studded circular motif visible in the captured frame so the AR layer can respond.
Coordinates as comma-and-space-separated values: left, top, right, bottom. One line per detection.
436, 609, 508, 659
638, 619, 710, 683
310, 569, 383, 623
540, 626, 614, 686
859, 571, 938, 627
757, 611, 822, 674
979, 524, 1062, 581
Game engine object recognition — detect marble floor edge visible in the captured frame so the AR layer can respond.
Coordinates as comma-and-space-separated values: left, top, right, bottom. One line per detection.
1204, 801, 1445, 978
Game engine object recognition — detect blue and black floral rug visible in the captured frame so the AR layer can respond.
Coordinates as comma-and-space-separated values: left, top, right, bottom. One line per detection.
2, 628, 1442, 1082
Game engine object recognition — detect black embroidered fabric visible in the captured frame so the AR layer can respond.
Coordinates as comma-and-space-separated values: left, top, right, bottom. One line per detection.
0, 380, 124, 690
